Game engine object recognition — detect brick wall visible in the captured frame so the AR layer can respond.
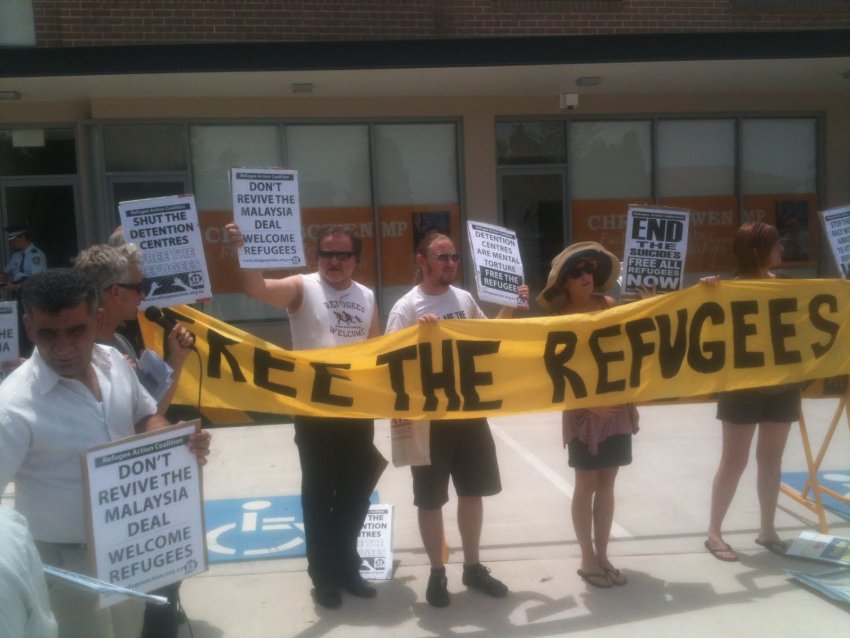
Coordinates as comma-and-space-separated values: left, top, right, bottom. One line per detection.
32, 0, 850, 47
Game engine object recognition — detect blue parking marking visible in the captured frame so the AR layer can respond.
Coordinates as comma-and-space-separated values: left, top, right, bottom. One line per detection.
782, 470, 850, 521
204, 492, 379, 563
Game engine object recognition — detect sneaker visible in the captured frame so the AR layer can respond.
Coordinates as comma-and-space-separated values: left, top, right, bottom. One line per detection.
462, 563, 508, 598
425, 567, 450, 607
340, 573, 377, 598
312, 584, 342, 609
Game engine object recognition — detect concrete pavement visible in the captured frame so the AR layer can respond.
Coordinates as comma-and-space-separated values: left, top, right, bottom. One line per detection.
178, 399, 850, 637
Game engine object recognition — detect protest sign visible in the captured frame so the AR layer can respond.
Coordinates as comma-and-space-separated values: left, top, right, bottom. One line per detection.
140, 279, 850, 420
82, 421, 207, 608
820, 205, 850, 278
358, 504, 394, 580
622, 206, 690, 296
119, 194, 212, 307
0, 300, 18, 363
787, 531, 850, 566
466, 221, 527, 308
230, 168, 305, 269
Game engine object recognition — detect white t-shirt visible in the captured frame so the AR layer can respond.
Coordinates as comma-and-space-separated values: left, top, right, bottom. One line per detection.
288, 272, 375, 349
0, 344, 158, 543
0, 506, 57, 638
386, 284, 486, 333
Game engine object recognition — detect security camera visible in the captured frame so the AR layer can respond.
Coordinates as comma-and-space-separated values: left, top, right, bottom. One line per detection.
559, 93, 579, 110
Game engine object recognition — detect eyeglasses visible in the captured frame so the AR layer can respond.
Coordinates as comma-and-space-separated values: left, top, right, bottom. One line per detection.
114, 282, 145, 293
566, 262, 597, 279
434, 252, 461, 263
318, 250, 356, 261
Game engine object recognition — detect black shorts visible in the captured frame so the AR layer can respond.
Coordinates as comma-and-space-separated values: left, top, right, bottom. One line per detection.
567, 433, 632, 470
411, 418, 502, 509
716, 386, 801, 424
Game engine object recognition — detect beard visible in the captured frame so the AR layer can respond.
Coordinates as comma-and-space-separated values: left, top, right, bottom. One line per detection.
425, 262, 455, 287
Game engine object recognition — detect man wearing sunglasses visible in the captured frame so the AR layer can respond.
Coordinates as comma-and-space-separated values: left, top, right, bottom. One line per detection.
226, 222, 382, 610
386, 231, 528, 608
74, 243, 195, 418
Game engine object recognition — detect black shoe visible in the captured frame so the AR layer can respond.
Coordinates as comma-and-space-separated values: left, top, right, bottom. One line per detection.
313, 584, 342, 609
340, 573, 377, 598
425, 567, 450, 608
462, 563, 508, 598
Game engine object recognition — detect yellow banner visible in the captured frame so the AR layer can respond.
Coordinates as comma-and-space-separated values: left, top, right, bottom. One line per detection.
139, 280, 850, 420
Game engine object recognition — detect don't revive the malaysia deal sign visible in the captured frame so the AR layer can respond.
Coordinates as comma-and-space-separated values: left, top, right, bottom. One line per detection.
231, 167, 306, 269
82, 422, 207, 608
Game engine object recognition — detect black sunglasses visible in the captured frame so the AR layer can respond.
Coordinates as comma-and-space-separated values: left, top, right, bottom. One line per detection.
114, 282, 146, 293
318, 250, 356, 261
565, 262, 597, 279
435, 252, 461, 263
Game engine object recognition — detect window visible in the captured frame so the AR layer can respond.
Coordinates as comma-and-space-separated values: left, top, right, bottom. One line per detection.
0, 1, 35, 46
658, 119, 737, 271
568, 120, 652, 252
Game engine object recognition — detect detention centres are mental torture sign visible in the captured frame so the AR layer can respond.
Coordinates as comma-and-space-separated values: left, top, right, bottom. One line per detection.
82, 422, 207, 608
231, 167, 306, 269
467, 220, 528, 308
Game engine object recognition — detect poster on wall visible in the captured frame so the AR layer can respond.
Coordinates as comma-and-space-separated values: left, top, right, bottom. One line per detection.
119, 194, 212, 308
230, 168, 305, 270
621, 205, 690, 296
0, 300, 18, 364
820, 204, 850, 278
81, 421, 207, 608
466, 221, 527, 308
776, 200, 811, 263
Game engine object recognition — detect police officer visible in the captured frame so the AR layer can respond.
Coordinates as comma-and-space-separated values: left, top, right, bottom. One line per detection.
2, 225, 46, 356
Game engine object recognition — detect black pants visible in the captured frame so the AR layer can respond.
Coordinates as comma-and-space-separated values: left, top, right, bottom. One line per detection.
294, 416, 377, 588
141, 582, 182, 638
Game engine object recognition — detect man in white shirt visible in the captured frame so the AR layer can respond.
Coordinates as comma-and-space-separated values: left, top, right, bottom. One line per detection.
0, 269, 210, 638
227, 223, 382, 609
386, 231, 526, 608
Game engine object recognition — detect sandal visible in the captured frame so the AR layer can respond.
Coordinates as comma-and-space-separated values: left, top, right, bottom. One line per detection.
603, 567, 628, 586
705, 539, 739, 562
577, 569, 611, 588
755, 538, 788, 556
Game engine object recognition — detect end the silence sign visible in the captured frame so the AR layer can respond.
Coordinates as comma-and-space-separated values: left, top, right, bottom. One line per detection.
82, 421, 207, 608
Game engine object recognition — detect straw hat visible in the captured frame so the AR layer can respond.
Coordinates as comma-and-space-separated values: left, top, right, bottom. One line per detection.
537, 241, 620, 310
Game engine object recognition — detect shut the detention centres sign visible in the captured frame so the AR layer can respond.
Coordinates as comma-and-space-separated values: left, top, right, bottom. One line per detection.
82, 422, 207, 607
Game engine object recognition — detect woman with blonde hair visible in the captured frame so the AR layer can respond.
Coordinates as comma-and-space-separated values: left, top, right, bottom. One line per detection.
538, 242, 639, 588
704, 221, 797, 561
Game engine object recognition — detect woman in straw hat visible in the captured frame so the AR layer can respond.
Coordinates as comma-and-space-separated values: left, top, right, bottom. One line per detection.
703, 221, 797, 562
538, 241, 639, 589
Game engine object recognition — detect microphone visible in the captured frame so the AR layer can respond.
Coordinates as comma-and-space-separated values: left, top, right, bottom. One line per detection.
143, 306, 196, 349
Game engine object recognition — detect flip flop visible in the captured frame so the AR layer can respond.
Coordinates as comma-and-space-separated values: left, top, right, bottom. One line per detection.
704, 539, 739, 562
755, 538, 788, 556
577, 569, 611, 588
603, 567, 628, 586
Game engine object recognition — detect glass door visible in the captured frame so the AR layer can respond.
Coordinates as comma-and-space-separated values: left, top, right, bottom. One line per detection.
498, 169, 567, 302
0, 181, 79, 270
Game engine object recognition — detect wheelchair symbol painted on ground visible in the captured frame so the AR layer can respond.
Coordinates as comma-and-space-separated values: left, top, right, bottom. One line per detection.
205, 496, 306, 562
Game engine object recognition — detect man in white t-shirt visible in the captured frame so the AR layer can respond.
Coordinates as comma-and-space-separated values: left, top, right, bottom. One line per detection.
227, 222, 382, 610
386, 231, 527, 608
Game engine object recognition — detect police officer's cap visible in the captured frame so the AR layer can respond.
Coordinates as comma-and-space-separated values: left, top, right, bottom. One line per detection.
3, 225, 28, 240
